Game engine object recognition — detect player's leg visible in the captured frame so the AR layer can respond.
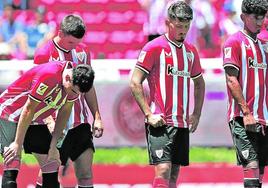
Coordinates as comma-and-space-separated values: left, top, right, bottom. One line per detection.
229, 118, 260, 188
23, 124, 60, 188
66, 124, 95, 188
73, 148, 94, 188
169, 127, 189, 188
146, 124, 181, 188
0, 119, 20, 188
258, 125, 268, 188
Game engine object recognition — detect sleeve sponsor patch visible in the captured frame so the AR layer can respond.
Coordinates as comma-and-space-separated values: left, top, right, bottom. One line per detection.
224, 47, 232, 58
138, 51, 147, 63
36, 83, 48, 96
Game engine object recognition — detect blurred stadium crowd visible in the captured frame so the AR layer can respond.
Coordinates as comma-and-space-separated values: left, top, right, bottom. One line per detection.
0, 0, 243, 60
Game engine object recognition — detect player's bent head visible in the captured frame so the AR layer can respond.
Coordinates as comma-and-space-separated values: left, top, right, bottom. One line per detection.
60, 14, 86, 39
242, 0, 268, 16
167, 1, 193, 22
72, 64, 95, 93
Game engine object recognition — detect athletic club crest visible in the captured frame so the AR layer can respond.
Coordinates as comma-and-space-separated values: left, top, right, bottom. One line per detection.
241, 149, 249, 159
155, 149, 163, 159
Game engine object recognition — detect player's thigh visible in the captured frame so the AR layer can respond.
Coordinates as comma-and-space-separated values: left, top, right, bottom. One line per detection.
172, 128, 189, 166
229, 118, 258, 166
23, 124, 51, 154
73, 148, 94, 178
33, 153, 49, 167
0, 119, 17, 155
146, 124, 178, 165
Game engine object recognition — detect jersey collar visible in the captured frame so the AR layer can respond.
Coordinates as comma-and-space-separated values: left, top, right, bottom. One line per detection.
164, 33, 183, 48
53, 39, 70, 53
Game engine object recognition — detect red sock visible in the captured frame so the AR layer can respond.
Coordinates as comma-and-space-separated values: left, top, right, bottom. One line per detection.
169, 182, 177, 188
153, 177, 169, 188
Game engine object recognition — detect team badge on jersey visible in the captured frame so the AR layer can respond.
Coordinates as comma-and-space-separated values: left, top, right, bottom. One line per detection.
36, 83, 48, 96
187, 52, 194, 62
155, 149, 163, 159
77, 52, 85, 62
241, 149, 249, 159
138, 51, 146, 63
224, 47, 232, 58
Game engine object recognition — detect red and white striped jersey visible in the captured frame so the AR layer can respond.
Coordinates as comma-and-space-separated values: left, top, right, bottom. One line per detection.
0, 61, 77, 124
34, 40, 92, 128
223, 31, 268, 126
136, 34, 202, 128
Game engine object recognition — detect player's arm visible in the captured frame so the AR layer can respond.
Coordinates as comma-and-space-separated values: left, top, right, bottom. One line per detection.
48, 101, 73, 162
84, 86, 103, 138
4, 97, 40, 164
189, 75, 205, 133
130, 67, 166, 127
224, 66, 256, 130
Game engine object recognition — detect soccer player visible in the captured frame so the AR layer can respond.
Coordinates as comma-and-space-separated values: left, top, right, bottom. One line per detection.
222, 0, 268, 187
130, 1, 205, 187
34, 14, 103, 188
0, 61, 95, 188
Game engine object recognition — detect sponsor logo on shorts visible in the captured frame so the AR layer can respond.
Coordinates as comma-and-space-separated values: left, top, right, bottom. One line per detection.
155, 149, 163, 159
36, 83, 48, 96
241, 149, 249, 159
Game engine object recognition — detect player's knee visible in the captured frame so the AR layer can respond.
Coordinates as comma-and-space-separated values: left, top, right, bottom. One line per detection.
41, 160, 60, 173
42, 172, 60, 188
243, 164, 260, 188
2, 170, 18, 188
155, 164, 171, 179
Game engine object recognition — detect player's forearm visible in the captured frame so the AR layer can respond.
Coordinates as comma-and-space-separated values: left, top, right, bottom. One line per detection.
14, 102, 36, 146
192, 76, 205, 117
226, 74, 250, 115
85, 86, 102, 121
50, 102, 73, 148
130, 82, 151, 117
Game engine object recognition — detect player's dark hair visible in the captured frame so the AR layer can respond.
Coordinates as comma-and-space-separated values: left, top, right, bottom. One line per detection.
167, 1, 193, 22
60, 14, 86, 39
241, 0, 268, 16
72, 64, 95, 93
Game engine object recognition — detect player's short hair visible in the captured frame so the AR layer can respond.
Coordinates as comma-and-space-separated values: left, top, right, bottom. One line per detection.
167, 1, 193, 22
60, 14, 86, 39
241, 0, 268, 16
72, 64, 95, 93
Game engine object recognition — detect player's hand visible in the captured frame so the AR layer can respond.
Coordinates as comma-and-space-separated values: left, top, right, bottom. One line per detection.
146, 114, 166, 128
243, 114, 258, 132
3, 142, 21, 165
47, 146, 61, 164
189, 113, 200, 133
93, 119, 104, 138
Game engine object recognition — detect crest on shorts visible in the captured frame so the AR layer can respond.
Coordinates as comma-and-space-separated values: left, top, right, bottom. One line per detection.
241, 149, 249, 159
155, 149, 163, 159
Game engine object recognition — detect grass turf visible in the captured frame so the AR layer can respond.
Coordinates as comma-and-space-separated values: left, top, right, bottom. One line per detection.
0, 147, 236, 165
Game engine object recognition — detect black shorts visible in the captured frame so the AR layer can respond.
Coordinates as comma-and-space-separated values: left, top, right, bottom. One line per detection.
145, 124, 189, 166
229, 117, 268, 167
58, 123, 94, 165
23, 124, 51, 154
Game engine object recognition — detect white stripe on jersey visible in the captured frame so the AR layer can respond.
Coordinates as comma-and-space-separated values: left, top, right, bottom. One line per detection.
8, 106, 23, 122
240, 41, 248, 117
71, 49, 79, 65
57, 48, 65, 60
248, 38, 259, 120
182, 44, 188, 128
67, 103, 75, 129
160, 49, 166, 108
169, 43, 179, 125
0, 91, 28, 116
258, 40, 268, 123
79, 95, 85, 123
